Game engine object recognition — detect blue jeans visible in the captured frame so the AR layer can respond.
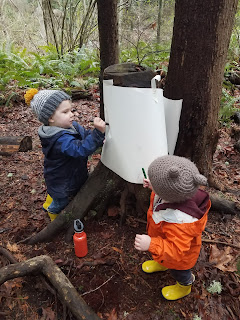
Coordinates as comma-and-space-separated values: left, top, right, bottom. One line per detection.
170, 269, 193, 285
48, 197, 70, 214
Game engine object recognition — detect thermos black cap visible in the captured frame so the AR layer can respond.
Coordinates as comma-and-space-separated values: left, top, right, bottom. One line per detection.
74, 219, 84, 232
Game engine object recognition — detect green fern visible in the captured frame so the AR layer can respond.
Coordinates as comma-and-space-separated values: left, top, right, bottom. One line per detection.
0, 44, 100, 94
219, 88, 238, 126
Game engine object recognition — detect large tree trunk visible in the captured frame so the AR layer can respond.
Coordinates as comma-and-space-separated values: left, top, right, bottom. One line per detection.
164, 0, 238, 178
96, 0, 119, 119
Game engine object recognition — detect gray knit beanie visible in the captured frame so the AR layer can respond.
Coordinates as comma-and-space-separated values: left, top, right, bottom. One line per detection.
26, 89, 70, 125
148, 155, 208, 203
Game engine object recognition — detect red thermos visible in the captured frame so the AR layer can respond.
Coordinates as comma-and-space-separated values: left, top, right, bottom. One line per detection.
73, 219, 88, 257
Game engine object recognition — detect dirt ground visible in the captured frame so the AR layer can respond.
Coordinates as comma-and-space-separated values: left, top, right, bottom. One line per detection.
0, 88, 240, 320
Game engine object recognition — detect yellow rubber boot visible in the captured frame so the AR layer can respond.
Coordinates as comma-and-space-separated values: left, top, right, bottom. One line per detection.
43, 194, 53, 211
142, 260, 168, 273
47, 212, 58, 222
162, 282, 192, 300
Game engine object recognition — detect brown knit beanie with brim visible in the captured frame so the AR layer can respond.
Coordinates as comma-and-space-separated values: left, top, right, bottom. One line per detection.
148, 155, 208, 203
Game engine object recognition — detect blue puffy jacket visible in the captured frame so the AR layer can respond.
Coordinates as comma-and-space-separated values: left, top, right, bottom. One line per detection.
38, 121, 105, 198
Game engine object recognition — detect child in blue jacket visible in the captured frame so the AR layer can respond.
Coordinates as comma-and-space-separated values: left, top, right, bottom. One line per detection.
25, 88, 105, 221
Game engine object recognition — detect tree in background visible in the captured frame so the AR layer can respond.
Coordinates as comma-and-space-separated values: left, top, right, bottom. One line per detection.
156, 0, 163, 44
41, 0, 97, 55
118, 0, 174, 67
164, 0, 238, 181
97, 0, 119, 118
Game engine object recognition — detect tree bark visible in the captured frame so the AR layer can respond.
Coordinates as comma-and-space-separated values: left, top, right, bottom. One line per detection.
97, 0, 119, 119
164, 0, 238, 178
0, 255, 100, 320
0, 136, 32, 155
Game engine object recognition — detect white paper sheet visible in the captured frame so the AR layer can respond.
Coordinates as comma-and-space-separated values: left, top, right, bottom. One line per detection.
101, 79, 182, 184
163, 96, 182, 155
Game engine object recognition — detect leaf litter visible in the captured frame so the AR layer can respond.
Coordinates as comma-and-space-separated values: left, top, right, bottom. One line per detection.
0, 86, 239, 319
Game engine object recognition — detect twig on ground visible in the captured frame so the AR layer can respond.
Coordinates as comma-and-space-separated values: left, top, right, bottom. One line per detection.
76, 258, 115, 269
202, 238, 240, 249
0, 228, 10, 234
81, 275, 114, 296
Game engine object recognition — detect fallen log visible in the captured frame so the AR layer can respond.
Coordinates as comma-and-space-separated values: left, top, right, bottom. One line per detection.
71, 88, 92, 100
0, 136, 32, 156
210, 194, 240, 216
0, 255, 101, 320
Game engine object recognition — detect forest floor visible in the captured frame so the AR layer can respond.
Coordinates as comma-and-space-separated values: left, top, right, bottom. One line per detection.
0, 87, 240, 320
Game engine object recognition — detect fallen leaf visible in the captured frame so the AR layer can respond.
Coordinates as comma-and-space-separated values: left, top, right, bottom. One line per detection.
112, 246, 123, 254
209, 244, 237, 272
7, 201, 15, 209
107, 308, 118, 320
6, 242, 19, 253
41, 307, 56, 320
100, 231, 113, 239
180, 309, 187, 317
55, 259, 64, 264
4, 278, 23, 296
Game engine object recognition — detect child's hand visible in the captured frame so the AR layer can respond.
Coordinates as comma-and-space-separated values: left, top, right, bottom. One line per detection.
143, 178, 153, 190
94, 117, 105, 133
134, 234, 151, 251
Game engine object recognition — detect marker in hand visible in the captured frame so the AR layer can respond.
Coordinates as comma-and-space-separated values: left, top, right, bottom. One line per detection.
90, 119, 109, 125
142, 168, 147, 179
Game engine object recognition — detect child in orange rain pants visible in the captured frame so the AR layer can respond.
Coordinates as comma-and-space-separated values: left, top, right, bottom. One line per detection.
134, 155, 211, 301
